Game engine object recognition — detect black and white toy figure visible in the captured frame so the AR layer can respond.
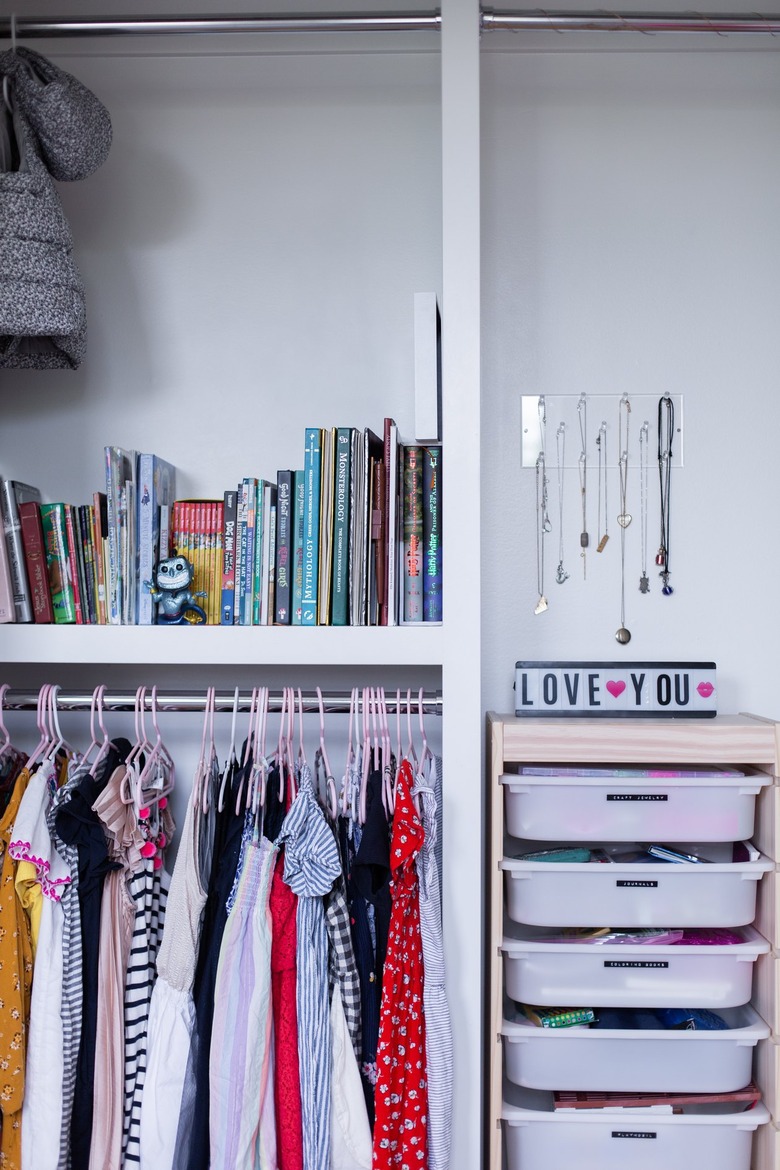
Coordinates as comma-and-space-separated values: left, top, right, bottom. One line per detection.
145, 554, 207, 624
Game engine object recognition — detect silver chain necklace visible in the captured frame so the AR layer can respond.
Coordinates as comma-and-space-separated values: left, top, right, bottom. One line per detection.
639, 420, 650, 594
577, 393, 588, 578
616, 395, 632, 644
596, 420, 609, 552
555, 423, 569, 585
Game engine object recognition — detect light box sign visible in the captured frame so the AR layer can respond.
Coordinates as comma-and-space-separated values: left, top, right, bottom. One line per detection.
514, 661, 717, 718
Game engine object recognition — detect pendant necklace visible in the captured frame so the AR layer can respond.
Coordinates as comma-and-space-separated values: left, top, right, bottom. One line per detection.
657, 393, 674, 595
555, 422, 569, 584
639, 419, 650, 594
534, 397, 551, 614
577, 393, 589, 578
596, 421, 609, 552
616, 395, 632, 644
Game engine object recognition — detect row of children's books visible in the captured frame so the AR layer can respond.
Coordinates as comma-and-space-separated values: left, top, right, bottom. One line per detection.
0, 423, 442, 626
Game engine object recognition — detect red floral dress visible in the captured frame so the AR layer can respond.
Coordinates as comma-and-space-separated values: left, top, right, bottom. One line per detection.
372, 759, 428, 1168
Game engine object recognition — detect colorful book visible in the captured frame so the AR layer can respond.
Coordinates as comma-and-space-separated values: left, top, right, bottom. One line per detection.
64, 504, 84, 624
252, 482, 266, 626
233, 481, 245, 625
1, 478, 40, 622
360, 428, 383, 625
78, 504, 98, 625
137, 452, 176, 625
257, 482, 276, 625
92, 491, 108, 624
422, 444, 442, 621
221, 488, 237, 625
291, 470, 305, 625
402, 444, 424, 622
348, 428, 365, 625
382, 418, 398, 625
104, 445, 136, 625
266, 500, 277, 626
40, 503, 77, 624
19, 501, 53, 623
370, 456, 386, 627
317, 427, 336, 626
275, 470, 293, 624
240, 478, 258, 626
331, 430, 352, 626
301, 427, 322, 626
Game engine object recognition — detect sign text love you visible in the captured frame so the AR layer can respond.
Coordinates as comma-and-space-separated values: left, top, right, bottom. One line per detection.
514, 662, 717, 718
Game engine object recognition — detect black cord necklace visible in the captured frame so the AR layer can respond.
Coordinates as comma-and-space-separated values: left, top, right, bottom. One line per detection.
656, 393, 674, 596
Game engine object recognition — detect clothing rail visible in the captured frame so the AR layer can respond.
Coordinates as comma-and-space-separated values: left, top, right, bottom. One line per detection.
3, 9, 780, 38
2, 687, 443, 716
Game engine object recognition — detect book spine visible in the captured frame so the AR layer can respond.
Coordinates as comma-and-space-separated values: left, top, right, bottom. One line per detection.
291, 470, 305, 626
275, 470, 293, 624
402, 445, 424, 622
301, 427, 321, 626
78, 505, 98, 625
104, 448, 121, 624
422, 445, 442, 621
241, 480, 257, 626
331, 432, 351, 626
137, 453, 156, 626
381, 418, 397, 626
267, 502, 277, 626
19, 502, 53, 623
372, 457, 386, 628
0, 517, 14, 622
233, 483, 245, 625
0, 480, 32, 622
212, 501, 223, 625
221, 489, 237, 625
92, 492, 108, 624
253, 483, 265, 626
64, 505, 84, 625
40, 503, 76, 624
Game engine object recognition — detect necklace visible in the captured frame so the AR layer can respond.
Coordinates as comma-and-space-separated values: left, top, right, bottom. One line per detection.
639, 420, 650, 594
616, 395, 631, 644
656, 393, 674, 595
534, 397, 551, 614
577, 393, 588, 578
596, 421, 609, 552
555, 423, 569, 584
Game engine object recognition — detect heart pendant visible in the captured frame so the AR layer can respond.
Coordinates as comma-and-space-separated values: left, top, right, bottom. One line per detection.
617, 513, 632, 528
534, 595, 548, 615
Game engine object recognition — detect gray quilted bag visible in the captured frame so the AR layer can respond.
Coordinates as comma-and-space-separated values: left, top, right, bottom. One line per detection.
0, 49, 111, 369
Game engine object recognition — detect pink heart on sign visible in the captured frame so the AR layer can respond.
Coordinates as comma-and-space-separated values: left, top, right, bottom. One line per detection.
697, 682, 714, 698
606, 680, 626, 698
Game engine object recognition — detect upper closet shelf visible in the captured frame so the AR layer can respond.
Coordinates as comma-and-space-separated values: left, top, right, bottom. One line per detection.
0, 623, 445, 667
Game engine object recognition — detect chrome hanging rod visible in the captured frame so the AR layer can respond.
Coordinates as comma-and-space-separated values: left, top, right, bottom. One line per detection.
483, 8, 780, 33
0, 12, 441, 38
4, 9, 780, 38
2, 687, 443, 716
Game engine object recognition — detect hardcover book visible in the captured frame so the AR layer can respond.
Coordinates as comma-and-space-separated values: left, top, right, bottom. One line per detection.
317, 427, 336, 626
77, 504, 98, 624
92, 491, 108, 624
64, 504, 85, 624
1, 478, 40, 622
402, 444, 424, 622
19, 501, 53, 623
275, 470, 293, 624
0, 520, 14, 622
348, 427, 365, 625
258, 481, 276, 625
137, 452, 176, 625
40, 503, 77, 624
240, 478, 258, 626
360, 428, 383, 625
331, 431, 352, 627
382, 417, 399, 625
104, 445, 136, 625
291, 469, 305, 625
301, 427, 322, 626
422, 444, 442, 621
221, 488, 237, 625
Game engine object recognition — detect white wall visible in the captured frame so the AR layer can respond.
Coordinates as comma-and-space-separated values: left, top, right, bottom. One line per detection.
481, 49, 780, 722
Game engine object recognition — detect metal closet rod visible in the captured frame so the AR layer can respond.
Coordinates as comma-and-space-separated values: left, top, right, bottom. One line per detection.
2, 687, 443, 715
4, 9, 780, 37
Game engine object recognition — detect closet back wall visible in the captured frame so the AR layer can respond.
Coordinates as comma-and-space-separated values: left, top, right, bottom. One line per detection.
2, 46, 442, 499
481, 48, 780, 721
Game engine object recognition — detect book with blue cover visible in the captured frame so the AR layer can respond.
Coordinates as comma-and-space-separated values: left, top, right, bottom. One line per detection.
291, 469, 305, 625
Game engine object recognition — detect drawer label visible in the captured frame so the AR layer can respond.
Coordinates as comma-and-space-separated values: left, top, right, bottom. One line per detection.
604, 960, 669, 968
616, 879, 658, 887
606, 793, 668, 801
612, 1132, 657, 1140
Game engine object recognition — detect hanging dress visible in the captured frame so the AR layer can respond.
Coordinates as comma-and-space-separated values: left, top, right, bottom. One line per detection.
277, 765, 342, 1170
372, 760, 428, 1170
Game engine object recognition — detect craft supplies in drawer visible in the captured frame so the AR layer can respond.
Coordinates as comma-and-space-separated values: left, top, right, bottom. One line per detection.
501, 1083, 769, 1170
501, 841, 773, 928
501, 922, 769, 1008
501, 765, 770, 843
501, 1001, 769, 1093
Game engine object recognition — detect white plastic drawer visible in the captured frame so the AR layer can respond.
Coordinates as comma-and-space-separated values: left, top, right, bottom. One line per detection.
501, 841, 773, 928
501, 769, 771, 843
501, 1003, 768, 1094
501, 923, 769, 1009
501, 1084, 769, 1170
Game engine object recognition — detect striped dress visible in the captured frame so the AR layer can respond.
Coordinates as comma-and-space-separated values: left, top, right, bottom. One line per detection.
277, 766, 342, 1170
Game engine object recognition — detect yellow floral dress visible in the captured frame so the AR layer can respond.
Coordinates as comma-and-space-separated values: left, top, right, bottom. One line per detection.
0, 767, 34, 1170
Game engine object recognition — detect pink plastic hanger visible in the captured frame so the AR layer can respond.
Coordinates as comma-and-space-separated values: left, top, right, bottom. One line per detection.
26, 683, 52, 772
314, 685, 338, 820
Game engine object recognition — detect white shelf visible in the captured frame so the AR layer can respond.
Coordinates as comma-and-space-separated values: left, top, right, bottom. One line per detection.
0, 623, 446, 667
